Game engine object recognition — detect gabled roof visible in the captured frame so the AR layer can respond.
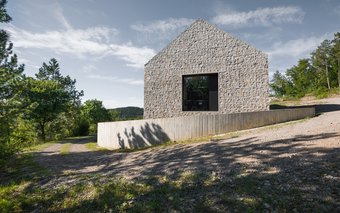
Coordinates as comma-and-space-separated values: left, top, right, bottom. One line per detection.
145, 19, 266, 67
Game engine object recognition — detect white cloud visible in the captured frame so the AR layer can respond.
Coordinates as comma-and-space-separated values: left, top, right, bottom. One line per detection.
212, 6, 304, 27
5, 5, 156, 69
266, 34, 331, 58
88, 74, 144, 85
109, 43, 156, 68
6, 25, 154, 69
131, 18, 194, 33
17, 58, 40, 70
53, 2, 72, 30
266, 33, 333, 73
130, 18, 195, 45
82, 64, 96, 73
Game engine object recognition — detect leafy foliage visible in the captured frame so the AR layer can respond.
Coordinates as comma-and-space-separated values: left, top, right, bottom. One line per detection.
23, 59, 83, 141
0, 0, 26, 159
0, 0, 11, 23
81, 99, 110, 124
109, 107, 143, 121
271, 33, 340, 98
0, 0, 144, 161
81, 99, 111, 134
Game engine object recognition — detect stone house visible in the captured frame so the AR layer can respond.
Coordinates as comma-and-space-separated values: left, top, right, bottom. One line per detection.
144, 19, 269, 119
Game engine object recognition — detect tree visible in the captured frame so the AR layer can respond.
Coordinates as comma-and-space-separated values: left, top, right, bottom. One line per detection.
108, 107, 143, 121
24, 59, 83, 140
0, 0, 11, 23
270, 71, 289, 97
0, 0, 26, 158
311, 40, 333, 89
285, 59, 316, 97
36, 58, 83, 105
270, 33, 339, 99
81, 99, 111, 134
81, 99, 111, 124
331, 32, 340, 87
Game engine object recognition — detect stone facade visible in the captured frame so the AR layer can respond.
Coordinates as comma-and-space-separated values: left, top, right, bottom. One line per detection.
144, 19, 269, 119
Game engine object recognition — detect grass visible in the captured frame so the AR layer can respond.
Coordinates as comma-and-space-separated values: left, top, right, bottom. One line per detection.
65, 135, 95, 140
23, 141, 56, 152
1, 133, 338, 212
84, 142, 108, 151
0, 153, 50, 212
1, 162, 333, 212
271, 89, 340, 106
60, 143, 72, 155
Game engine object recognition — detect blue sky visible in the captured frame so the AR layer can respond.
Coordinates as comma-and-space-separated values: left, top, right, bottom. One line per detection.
3, 0, 340, 108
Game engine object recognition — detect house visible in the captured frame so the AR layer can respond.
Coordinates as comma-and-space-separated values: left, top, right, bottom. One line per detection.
144, 19, 269, 119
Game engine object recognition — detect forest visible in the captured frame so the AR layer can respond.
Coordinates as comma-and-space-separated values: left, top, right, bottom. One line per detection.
0, 1, 142, 162
270, 33, 340, 98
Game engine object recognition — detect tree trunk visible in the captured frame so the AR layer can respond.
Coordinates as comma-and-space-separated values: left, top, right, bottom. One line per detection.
326, 63, 331, 89
39, 122, 46, 141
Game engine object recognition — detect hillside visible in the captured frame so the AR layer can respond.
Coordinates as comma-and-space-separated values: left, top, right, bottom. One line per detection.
109, 106, 143, 121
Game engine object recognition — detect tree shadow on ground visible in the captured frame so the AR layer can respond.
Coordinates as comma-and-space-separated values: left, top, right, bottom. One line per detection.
27, 132, 340, 181
270, 103, 340, 114
2, 132, 339, 212
58, 136, 97, 144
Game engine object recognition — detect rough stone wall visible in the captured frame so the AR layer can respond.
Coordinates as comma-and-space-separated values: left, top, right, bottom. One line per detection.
144, 19, 269, 119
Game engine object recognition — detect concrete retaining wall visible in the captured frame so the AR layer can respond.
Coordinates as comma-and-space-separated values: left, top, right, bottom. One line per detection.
98, 108, 315, 149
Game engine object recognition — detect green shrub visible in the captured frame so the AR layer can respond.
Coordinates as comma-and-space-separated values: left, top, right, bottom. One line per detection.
89, 124, 97, 135
312, 87, 330, 99
72, 118, 89, 136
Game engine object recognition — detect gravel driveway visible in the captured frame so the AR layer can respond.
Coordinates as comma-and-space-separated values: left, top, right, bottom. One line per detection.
34, 98, 340, 201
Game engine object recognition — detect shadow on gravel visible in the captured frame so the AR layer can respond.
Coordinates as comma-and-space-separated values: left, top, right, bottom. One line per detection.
5, 132, 339, 212
59, 136, 97, 144
33, 133, 339, 178
270, 104, 340, 115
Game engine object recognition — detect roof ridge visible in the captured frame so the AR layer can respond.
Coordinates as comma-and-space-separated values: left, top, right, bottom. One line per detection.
144, 19, 266, 67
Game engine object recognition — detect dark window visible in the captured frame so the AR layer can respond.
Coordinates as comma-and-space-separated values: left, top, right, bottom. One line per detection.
182, 73, 218, 111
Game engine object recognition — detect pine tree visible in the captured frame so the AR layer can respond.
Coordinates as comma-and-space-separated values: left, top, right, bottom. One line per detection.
0, 0, 26, 158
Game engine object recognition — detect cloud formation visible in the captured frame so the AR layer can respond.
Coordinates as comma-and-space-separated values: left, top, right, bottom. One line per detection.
212, 6, 304, 27
267, 34, 331, 58
6, 25, 155, 69
130, 18, 195, 46
109, 43, 156, 68
52, 2, 72, 30
131, 18, 194, 33
88, 74, 143, 85
6, 4, 156, 69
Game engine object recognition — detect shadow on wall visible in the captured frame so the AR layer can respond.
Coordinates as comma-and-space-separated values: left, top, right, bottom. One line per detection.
117, 122, 170, 149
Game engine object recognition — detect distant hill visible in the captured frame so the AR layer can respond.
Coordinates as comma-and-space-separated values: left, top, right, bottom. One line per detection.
108, 106, 143, 121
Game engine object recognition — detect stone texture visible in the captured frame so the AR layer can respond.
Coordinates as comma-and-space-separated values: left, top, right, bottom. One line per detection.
144, 19, 269, 119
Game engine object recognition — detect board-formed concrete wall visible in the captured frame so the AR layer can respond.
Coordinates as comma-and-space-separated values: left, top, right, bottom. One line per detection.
98, 108, 315, 150
144, 19, 269, 119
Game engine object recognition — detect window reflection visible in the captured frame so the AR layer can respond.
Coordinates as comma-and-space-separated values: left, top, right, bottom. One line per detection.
182, 74, 218, 111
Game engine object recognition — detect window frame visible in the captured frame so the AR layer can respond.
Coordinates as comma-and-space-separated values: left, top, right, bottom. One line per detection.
182, 73, 218, 112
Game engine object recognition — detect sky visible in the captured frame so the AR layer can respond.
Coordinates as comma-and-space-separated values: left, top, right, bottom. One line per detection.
2, 0, 340, 108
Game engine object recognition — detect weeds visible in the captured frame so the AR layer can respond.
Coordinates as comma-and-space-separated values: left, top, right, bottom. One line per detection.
60, 143, 72, 155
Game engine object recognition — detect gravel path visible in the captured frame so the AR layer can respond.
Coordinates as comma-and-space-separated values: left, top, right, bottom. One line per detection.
34, 98, 340, 193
